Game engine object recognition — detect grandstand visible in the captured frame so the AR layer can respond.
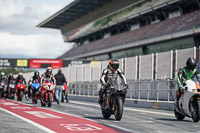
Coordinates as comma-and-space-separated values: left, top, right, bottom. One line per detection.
35, 0, 200, 101
38, 0, 200, 61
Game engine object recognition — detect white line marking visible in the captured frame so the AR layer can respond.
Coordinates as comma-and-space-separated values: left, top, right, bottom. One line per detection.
7, 99, 135, 133
0, 107, 56, 133
25, 111, 63, 118
70, 101, 174, 117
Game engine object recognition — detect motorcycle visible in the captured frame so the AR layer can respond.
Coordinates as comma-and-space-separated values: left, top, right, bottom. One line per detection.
0, 81, 7, 99
27, 80, 33, 99
174, 78, 200, 122
8, 80, 15, 99
61, 81, 69, 102
16, 81, 26, 101
40, 78, 55, 107
31, 79, 40, 104
101, 75, 127, 121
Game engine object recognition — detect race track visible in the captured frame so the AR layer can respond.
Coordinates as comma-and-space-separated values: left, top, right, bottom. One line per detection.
0, 98, 200, 133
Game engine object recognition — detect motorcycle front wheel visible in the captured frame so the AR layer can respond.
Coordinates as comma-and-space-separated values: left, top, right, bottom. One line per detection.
191, 100, 200, 122
47, 94, 52, 107
18, 90, 23, 101
114, 98, 123, 121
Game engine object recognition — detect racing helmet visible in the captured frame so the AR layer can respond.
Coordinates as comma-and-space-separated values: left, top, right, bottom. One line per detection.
18, 72, 23, 79
46, 67, 52, 76
1, 72, 5, 80
9, 73, 13, 77
186, 57, 196, 71
34, 71, 40, 77
109, 58, 119, 71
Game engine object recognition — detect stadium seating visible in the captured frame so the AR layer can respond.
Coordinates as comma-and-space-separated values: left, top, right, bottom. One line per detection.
60, 9, 200, 58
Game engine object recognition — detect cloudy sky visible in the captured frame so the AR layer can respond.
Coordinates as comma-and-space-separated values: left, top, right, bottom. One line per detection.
0, 0, 74, 59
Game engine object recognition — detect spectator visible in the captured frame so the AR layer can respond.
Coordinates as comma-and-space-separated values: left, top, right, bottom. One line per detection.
54, 68, 66, 105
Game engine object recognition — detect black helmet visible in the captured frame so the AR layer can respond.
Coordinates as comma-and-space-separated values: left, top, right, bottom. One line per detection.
34, 71, 39, 77
9, 73, 13, 77
186, 57, 196, 71
109, 58, 119, 71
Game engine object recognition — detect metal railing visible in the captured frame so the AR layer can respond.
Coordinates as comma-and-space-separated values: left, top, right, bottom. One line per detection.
68, 80, 177, 103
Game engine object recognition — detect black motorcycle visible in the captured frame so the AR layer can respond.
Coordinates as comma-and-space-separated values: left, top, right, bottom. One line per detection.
8, 80, 15, 99
101, 75, 127, 121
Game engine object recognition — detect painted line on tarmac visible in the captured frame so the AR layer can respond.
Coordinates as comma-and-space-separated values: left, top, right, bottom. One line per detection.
12, 100, 134, 133
0, 107, 56, 133
0, 99, 131, 133
70, 101, 174, 117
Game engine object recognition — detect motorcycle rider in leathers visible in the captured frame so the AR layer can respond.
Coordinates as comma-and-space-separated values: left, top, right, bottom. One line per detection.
99, 58, 128, 105
7, 73, 15, 98
41, 67, 55, 84
0, 72, 7, 98
175, 57, 199, 107
29, 71, 41, 99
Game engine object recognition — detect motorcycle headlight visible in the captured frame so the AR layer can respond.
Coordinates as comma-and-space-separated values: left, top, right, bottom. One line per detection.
192, 89, 196, 93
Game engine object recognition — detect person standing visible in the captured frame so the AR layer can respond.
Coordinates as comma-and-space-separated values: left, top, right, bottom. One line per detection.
54, 68, 66, 105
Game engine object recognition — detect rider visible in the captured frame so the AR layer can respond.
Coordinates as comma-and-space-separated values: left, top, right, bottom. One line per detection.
0, 72, 7, 83
41, 67, 55, 84
7, 73, 15, 84
7, 73, 15, 97
98, 58, 128, 105
28, 71, 41, 98
15, 72, 26, 85
175, 57, 199, 106
0, 72, 7, 98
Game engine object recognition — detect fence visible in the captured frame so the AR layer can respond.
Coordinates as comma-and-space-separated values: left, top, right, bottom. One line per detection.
68, 79, 176, 102
14, 47, 198, 102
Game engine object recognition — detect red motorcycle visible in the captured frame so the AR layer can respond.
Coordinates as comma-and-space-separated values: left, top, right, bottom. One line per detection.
40, 78, 55, 107
16, 82, 26, 101
61, 81, 69, 102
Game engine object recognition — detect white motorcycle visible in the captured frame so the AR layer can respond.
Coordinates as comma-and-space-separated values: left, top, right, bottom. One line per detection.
174, 78, 200, 122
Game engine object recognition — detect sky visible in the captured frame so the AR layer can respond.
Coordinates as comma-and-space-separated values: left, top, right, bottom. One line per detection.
0, 0, 74, 59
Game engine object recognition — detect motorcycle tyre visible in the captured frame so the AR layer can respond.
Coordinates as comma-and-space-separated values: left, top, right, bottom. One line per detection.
114, 99, 123, 121
65, 93, 69, 102
174, 106, 185, 120
61, 91, 64, 102
18, 90, 23, 101
47, 94, 52, 107
192, 100, 200, 122
101, 108, 111, 119
41, 101, 46, 107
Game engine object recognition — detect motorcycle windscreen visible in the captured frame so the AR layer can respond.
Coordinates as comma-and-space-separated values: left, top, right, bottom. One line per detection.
111, 76, 125, 91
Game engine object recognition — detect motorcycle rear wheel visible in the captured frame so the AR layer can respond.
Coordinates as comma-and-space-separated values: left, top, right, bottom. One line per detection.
61, 91, 64, 102
65, 93, 69, 102
114, 99, 123, 121
41, 101, 46, 107
102, 108, 111, 119
47, 94, 52, 107
174, 107, 185, 120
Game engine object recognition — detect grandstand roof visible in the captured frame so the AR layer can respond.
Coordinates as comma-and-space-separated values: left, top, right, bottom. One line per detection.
37, 0, 111, 29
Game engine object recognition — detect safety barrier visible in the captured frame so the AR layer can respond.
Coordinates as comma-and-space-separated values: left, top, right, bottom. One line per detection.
68, 79, 176, 102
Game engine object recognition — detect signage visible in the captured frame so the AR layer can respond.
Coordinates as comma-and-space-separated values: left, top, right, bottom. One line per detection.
17, 59, 28, 67
0, 59, 11, 67
30, 59, 62, 68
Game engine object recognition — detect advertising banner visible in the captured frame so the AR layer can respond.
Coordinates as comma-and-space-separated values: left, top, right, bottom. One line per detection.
0, 59, 28, 68
30, 59, 62, 68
